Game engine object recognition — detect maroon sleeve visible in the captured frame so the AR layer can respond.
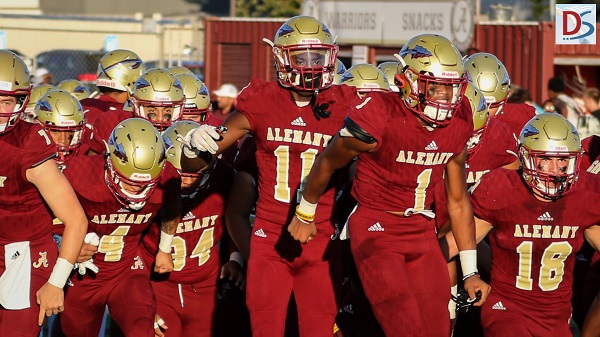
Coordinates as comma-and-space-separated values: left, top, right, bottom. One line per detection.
20, 123, 57, 179
346, 93, 387, 143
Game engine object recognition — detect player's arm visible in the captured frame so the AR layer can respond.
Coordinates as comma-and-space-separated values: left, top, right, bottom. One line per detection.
288, 125, 376, 243
181, 111, 251, 173
27, 159, 87, 325
439, 216, 493, 261
154, 196, 182, 274
582, 292, 600, 337
584, 225, 600, 251
444, 147, 491, 304
225, 171, 257, 261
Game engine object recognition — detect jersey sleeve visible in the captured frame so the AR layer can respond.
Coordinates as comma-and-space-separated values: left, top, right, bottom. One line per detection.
20, 123, 56, 179
346, 94, 387, 143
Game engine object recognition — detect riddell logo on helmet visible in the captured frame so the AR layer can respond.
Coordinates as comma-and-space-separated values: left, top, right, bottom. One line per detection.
129, 173, 152, 181
153, 96, 172, 101
549, 145, 569, 151
440, 71, 459, 78
300, 38, 322, 44
96, 79, 116, 88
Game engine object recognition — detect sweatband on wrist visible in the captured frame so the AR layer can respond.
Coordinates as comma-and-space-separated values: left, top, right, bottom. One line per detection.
158, 231, 174, 253
48, 258, 74, 288
229, 252, 244, 268
459, 249, 478, 277
295, 196, 317, 223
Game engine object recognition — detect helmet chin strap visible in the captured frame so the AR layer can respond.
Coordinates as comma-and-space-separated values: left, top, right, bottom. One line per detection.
310, 88, 331, 120
127, 201, 146, 211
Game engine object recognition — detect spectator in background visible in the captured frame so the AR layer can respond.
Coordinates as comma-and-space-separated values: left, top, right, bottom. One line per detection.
508, 86, 543, 114
583, 87, 600, 136
548, 76, 585, 130
542, 99, 557, 113
31, 68, 53, 86
206, 83, 238, 126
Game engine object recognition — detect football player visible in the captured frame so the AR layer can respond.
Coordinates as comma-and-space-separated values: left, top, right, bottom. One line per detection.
33, 90, 87, 170
59, 118, 181, 337
81, 49, 146, 153
376, 61, 400, 92
138, 120, 245, 337
287, 34, 490, 336
465, 52, 536, 136
22, 84, 55, 122
443, 113, 600, 337
57, 79, 91, 101
0, 49, 87, 336
182, 15, 361, 337
339, 63, 391, 96
176, 74, 212, 123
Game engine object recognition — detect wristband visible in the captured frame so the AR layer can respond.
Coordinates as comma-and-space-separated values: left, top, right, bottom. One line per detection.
462, 271, 480, 281
459, 249, 478, 278
48, 258, 74, 288
158, 231, 174, 253
229, 252, 244, 268
295, 196, 317, 223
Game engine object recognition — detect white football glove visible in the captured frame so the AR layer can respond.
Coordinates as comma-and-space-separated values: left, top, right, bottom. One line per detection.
74, 232, 100, 275
184, 125, 220, 155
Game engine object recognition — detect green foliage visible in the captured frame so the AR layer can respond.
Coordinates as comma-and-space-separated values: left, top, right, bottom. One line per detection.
236, 0, 302, 17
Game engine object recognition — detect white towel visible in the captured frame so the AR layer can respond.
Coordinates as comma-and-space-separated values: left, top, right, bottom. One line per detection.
0, 241, 31, 309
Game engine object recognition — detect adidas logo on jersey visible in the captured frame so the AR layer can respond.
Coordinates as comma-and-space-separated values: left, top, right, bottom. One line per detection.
492, 301, 506, 310
254, 228, 267, 238
291, 117, 306, 127
181, 211, 195, 221
10, 251, 20, 260
367, 222, 384, 232
537, 212, 554, 221
425, 141, 438, 151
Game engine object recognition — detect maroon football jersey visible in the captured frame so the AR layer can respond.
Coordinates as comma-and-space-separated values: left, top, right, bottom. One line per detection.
434, 118, 518, 228
0, 122, 56, 243
581, 135, 600, 172
63, 155, 180, 277
87, 110, 133, 154
496, 102, 537, 137
236, 79, 360, 225
140, 160, 234, 285
349, 92, 473, 212
80, 95, 127, 147
471, 169, 600, 308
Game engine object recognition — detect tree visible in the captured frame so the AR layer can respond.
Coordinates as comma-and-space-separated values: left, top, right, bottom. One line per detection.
235, 0, 301, 18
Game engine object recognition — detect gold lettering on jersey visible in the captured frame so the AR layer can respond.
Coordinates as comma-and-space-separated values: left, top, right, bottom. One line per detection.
396, 150, 453, 166
0, 176, 6, 187
266, 127, 333, 148
513, 224, 579, 239
176, 215, 219, 233
91, 213, 153, 225
466, 170, 490, 184
587, 160, 600, 175
32, 251, 49, 268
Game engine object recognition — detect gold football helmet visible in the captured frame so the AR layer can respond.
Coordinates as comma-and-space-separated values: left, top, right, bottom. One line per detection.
24, 84, 55, 122
175, 74, 211, 122
0, 50, 31, 133
168, 66, 194, 76
106, 118, 166, 210
129, 68, 185, 131
463, 83, 490, 154
377, 62, 400, 92
35, 90, 86, 164
519, 113, 583, 200
395, 34, 467, 126
332, 59, 347, 85
58, 79, 91, 101
463, 53, 510, 115
96, 49, 146, 94
268, 16, 338, 91
340, 64, 391, 95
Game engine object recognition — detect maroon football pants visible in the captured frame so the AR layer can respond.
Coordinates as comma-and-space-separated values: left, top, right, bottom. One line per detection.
348, 206, 451, 337
246, 218, 343, 337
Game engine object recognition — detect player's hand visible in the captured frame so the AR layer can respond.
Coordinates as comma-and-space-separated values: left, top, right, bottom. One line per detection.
186, 125, 220, 154
74, 259, 99, 275
463, 275, 491, 307
77, 233, 100, 263
154, 313, 168, 337
220, 260, 246, 291
154, 251, 174, 274
36, 282, 64, 326
288, 217, 317, 244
